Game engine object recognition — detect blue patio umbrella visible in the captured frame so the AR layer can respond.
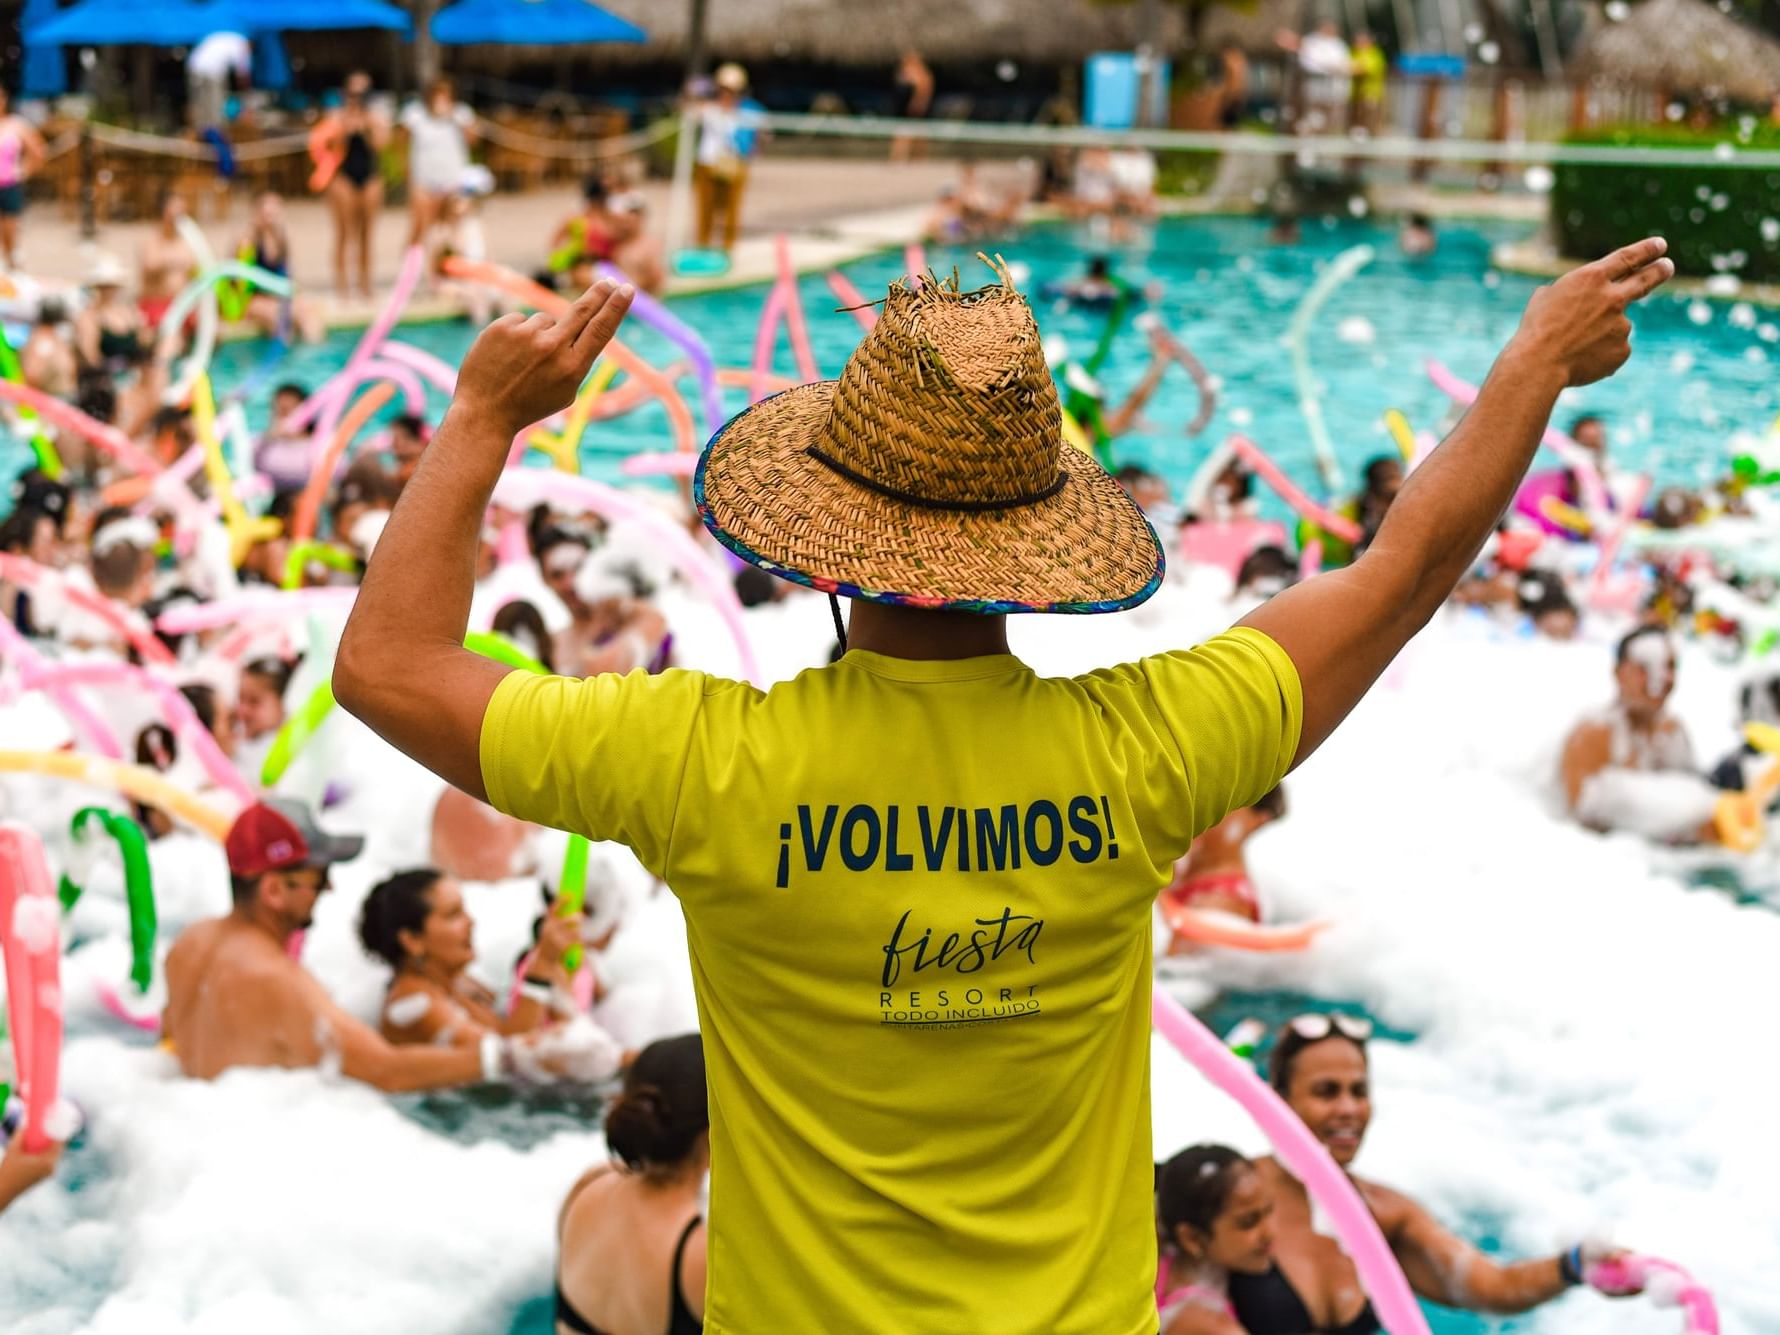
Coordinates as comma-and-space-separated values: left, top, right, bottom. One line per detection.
21, 0, 68, 98
254, 0, 412, 33
252, 32, 293, 90
28, 0, 257, 47
431, 0, 646, 46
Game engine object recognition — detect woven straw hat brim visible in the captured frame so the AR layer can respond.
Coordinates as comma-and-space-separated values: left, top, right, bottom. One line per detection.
696, 381, 1165, 613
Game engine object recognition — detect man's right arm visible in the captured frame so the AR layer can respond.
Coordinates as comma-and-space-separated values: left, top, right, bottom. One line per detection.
283, 970, 486, 1093
1240, 239, 1673, 769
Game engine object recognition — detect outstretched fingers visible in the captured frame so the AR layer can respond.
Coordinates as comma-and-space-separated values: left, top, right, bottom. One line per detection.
1615, 252, 1676, 305
571, 279, 635, 355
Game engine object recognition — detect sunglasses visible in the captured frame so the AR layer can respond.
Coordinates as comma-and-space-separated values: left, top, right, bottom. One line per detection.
1285, 1012, 1373, 1043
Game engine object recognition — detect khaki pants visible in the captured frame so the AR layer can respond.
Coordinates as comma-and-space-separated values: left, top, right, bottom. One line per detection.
694, 163, 748, 253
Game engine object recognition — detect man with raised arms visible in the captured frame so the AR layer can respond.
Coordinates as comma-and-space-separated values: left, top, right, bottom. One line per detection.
336, 239, 1672, 1333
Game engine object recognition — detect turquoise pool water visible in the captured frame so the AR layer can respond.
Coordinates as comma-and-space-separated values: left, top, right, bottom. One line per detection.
9, 215, 1776, 530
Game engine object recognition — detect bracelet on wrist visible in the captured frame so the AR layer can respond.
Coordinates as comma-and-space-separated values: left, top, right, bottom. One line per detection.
479, 1033, 507, 1083
1558, 1244, 1584, 1287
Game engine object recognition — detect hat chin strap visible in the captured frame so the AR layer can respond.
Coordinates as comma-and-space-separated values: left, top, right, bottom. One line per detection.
829, 594, 848, 654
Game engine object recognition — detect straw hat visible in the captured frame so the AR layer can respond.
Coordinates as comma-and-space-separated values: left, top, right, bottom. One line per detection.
696, 260, 1163, 613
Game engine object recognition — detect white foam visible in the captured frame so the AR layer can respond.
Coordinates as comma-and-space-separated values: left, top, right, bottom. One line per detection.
3, 576, 1776, 1331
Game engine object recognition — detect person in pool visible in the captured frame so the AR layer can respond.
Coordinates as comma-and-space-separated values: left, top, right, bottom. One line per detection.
1155, 1145, 1277, 1332
357, 868, 616, 1066
555, 1033, 708, 1335
1561, 626, 1720, 841
1157, 784, 1284, 949
336, 240, 1673, 1329
164, 800, 602, 1089
1247, 1014, 1640, 1328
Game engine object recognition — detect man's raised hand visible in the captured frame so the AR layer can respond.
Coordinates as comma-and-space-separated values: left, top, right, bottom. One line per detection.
453, 278, 635, 435
1513, 237, 1674, 388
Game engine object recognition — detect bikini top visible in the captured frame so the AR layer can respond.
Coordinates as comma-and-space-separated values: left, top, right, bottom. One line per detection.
555, 1215, 702, 1335
1227, 1263, 1381, 1335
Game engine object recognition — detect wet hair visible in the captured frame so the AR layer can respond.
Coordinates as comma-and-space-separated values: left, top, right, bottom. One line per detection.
1087, 255, 1111, 280
1268, 1021, 1368, 1095
1234, 545, 1295, 592
1361, 454, 1399, 493
1571, 414, 1604, 437
582, 174, 609, 205
1250, 783, 1286, 822
491, 600, 554, 672
92, 536, 149, 598
391, 413, 428, 442
136, 722, 176, 770
0, 504, 50, 553
358, 868, 445, 969
1614, 624, 1670, 667
11, 467, 71, 529
178, 683, 220, 734
1406, 212, 1432, 230
36, 297, 67, 327
273, 381, 308, 403
734, 566, 778, 608
76, 371, 118, 424
243, 654, 301, 700
604, 1033, 708, 1173
1157, 1144, 1252, 1241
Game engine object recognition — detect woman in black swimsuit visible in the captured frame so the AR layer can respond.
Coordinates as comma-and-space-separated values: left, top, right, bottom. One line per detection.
556, 1034, 706, 1335
315, 71, 388, 300
1243, 1014, 1643, 1328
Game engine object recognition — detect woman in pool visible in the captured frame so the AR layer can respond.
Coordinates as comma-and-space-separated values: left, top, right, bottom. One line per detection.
1158, 785, 1284, 951
1249, 1015, 1640, 1326
358, 867, 584, 1044
1155, 1145, 1278, 1332
236, 655, 297, 764
555, 1033, 707, 1335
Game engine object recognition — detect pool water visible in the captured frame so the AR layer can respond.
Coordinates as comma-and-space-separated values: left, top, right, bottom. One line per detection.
198, 217, 1780, 519
12, 215, 1773, 530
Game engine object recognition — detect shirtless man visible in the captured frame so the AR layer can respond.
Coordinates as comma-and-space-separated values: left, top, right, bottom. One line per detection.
1560, 626, 1717, 841
139, 194, 198, 332
164, 798, 596, 1090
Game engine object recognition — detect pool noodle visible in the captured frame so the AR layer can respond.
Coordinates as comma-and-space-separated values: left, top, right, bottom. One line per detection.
379, 340, 458, 395
0, 751, 232, 840
1587, 474, 1652, 609
1151, 985, 1431, 1335
1162, 908, 1330, 953
595, 262, 723, 438
20, 660, 252, 807
824, 270, 879, 331
68, 806, 156, 995
288, 244, 424, 449
1228, 436, 1365, 544
0, 822, 62, 1153
750, 282, 788, 405
439, 258, 698, 455
281, 541, 359, 591
528, 358, 622, 474
292, 380, 399, 543
0, 615, 123, 758
491, 468, 762, 685
621, 453, 697, 478
1287, 244, 1374, 492
156, 587, 356, 635
1424, 358, 1611, 516
774, 235, 820, 384
904, 243, 927, 287
0, 553, 175, 667
1587, 1254, 1718, 1334
0, 381, 162, 476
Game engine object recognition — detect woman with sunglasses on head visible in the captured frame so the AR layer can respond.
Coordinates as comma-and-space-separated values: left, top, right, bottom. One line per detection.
1246, 1013, 1639, 1329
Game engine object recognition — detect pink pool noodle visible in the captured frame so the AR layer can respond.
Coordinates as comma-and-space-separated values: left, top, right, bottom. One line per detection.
825, 271, 878, 331
0, 823, 64, 1152
1227, 437, 1364, 545
774, 235, 819, 384
1152, 985, 1431, 1335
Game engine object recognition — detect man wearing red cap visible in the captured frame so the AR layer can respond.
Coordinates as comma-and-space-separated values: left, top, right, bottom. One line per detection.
165, 797, 575, 1090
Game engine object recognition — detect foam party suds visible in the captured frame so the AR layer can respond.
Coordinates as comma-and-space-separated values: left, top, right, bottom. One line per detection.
2, 554, 1776, 1332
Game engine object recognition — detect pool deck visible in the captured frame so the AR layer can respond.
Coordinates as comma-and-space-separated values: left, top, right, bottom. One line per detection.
11, 153, 1605, 332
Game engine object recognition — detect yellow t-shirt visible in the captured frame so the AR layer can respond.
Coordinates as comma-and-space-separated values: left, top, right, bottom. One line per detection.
481, 628, 1301, 1334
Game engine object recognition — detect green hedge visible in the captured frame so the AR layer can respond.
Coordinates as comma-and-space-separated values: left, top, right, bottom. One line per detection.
1552, 125, 1780, 281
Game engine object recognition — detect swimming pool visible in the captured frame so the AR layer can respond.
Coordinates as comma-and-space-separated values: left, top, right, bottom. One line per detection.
153, 213, 1780, 530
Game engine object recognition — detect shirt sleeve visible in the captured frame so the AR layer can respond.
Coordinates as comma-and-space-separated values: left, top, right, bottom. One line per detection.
1087, 627, 1302, 854
477, 667, 710, 876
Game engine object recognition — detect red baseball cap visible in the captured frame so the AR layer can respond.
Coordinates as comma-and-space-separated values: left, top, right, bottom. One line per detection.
225, 798, 364, 879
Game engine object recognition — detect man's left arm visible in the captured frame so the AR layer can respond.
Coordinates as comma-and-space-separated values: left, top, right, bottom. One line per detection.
334, 279, 635, 799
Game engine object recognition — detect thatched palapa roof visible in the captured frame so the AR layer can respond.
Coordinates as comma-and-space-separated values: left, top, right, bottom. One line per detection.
539, 0, 1191, 66
1571, 0, 1780, 101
